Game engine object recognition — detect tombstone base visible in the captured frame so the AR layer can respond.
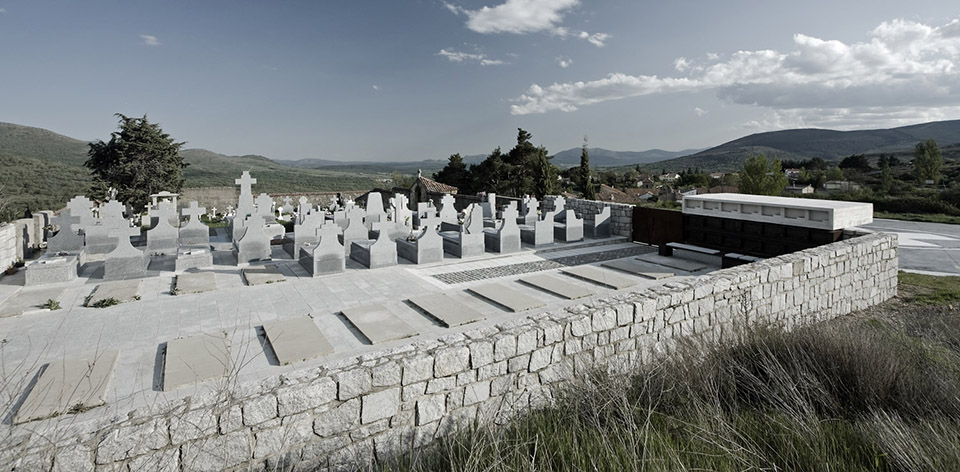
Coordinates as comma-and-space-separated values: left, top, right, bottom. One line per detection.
176, 246, 214, 272
103, 253, 147, 280
24, 253, 79, 286
298, 244, 345, 276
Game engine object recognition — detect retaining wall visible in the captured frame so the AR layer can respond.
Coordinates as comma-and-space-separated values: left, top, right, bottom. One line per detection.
0, 223, 16, 271
5, 232, 898, 471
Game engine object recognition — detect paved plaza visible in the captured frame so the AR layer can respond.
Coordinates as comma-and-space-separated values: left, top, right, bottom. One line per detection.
0, 233, 709, 431
859, 219, 960, 275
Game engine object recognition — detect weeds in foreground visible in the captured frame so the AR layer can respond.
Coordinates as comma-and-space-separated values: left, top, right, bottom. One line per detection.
39, 299, 60, 310
87, 297, 119, 308
383, 274, 960, 472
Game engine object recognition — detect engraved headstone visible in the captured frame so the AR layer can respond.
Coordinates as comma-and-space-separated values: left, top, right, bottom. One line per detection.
483, 202, 521, 253
235, 215, 272, 264
45, 209, 84, 253
439, 194, 458, 224
145, 201, 180, 255
439, 203, 485, 258
103, 223, 146, 280
84, 201, 133, 254
178, 201, 210, 246
340, 207, 369, 255
364, 192, 385, 230
299, 222, 345, 276
66, 196, 96, 230
521, 195, 540, 225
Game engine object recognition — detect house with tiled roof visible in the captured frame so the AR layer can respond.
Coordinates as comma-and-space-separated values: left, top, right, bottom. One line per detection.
410, 171, 458, 209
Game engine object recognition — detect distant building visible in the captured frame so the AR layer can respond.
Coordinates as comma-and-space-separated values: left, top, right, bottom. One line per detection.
660, 173, 680, 182
785, 184, 815, 194
709, 172, 725, 180
597, 184, 634, 203
706, 185, 739, 194
784, 168, 802, 180
823, 181, 861, 192
409, 172, 458, 209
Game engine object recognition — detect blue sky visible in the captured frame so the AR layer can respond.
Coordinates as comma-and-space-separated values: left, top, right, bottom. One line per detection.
1, 1, 959, 162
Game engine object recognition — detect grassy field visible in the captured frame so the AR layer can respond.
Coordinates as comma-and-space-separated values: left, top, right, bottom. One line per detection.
382, 272, 960, 471
874, 211, 960, 225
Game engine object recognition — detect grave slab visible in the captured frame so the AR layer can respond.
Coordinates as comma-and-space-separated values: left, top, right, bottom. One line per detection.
468, 283, 546, 312
175, 246, 214, 272
262, 316, 334, 365
14, 350, 119, 424
601, 259, 676, 280
0, 287, 65, 317
86, 279, 142, 307
162, 334, 231, 391
24, 253, 79, 286
519, 274, 595, 300
242, 264, 286, 286
635, 254, 707, 272
560, 266, 638, 290
408, 293, 486, 327
340, 304, 418, 344
175, 271, 218, 295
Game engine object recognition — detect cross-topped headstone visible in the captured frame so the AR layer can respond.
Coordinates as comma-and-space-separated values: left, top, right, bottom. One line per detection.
463, 203, 483, 234
182, 201, 205, 225
553, 195, 566, 213
46, 209, 84, 253
255, 193, 275, 219
235, 171, 257, 217
390, 193, 412, 230
66, 196, 96, 230
439, 194, 458, 223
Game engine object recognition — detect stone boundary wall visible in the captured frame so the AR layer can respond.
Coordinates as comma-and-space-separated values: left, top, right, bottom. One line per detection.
6, 233, 898, 471
0, 223, 16, 271
543, 196, 633, 237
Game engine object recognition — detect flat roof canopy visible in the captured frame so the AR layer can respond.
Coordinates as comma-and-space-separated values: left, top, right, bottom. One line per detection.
682, 193, 873, 231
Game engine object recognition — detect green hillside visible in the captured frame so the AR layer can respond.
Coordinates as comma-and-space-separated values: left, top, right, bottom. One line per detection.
0, 122, 383, 217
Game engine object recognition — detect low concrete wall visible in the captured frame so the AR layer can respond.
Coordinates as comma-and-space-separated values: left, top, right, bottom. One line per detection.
5, 233, 898, 471
0, 223, 16, 271
543, 196, 633, 237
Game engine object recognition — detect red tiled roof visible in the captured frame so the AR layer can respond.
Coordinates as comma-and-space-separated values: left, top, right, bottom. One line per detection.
418, 176, 458, 194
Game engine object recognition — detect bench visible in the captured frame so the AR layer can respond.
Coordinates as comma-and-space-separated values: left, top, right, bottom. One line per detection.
660, 242, 723, 266
722, 252, 763, 268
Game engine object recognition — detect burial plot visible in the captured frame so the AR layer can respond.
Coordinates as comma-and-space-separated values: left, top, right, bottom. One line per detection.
232, 171, 258, 241
45, 209, 85, 253
560, 265, 637, 290
24, 253, 79, 286
235, 215, 272, 264
584, 206, 611, 239
87, 279, 142, 306
175, 246, 213, 272
469, 283, 546, 312
175, 271, 218, 295
242, 264, 286, 286
103, 223, 147, 280
389, 193, 413, 239
340, 304, 418, 344
0, 287, 65, 317
162, 334, 231, 391
439, 194, 458, 225
520, 196, 539, 225
299, 223, 345, 276
483, 202, 521, 253
66, 195, 97, 230
553, 209, 584, 242
520, 210, 555, 247
364, 192, 386, 230
146, 201, 180, 256
14, 350, 119, 424
350, 222, 398, 269
179, 201, 210, 246
339, 208, 369, 255
635, 254, 706, 272
519, 274, 594, 300
440, 203, 485, 258
262, 316, 334, 365
397, 210, 443, 264
408, 293, 485, 327
601, 259, 675, 280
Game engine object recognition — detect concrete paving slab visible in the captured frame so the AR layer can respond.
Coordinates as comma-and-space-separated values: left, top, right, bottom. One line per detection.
15, 350, 118, 424
175, 271, 218, 295
561, 266, 638, 290
340, 304, 419, 344
408, 293, 486, 327
242, 264, 286, 286
636, 254, 707, 272
468, 283, 546, 312
0, 287, 65, 317
262, 316, 334, 365
518, 274, 594, 300
162, 334, 231, 391
86, 279, 142, 307
601, 259, 676, 280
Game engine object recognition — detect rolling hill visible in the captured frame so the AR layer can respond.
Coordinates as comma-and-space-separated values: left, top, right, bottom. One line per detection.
647, 119, 960, 172
550, 147, 703, 167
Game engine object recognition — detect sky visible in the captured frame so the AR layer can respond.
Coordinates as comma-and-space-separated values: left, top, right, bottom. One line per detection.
1, 1, 959, 162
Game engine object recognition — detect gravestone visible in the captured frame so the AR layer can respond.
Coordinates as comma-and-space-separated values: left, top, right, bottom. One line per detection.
262, 317, 334, 365
440, 203, 485, 258
280, 196, 294, 218
284, 210, 324, 258
350, 221, 397, 269
66, 195, 96, 231
45, 209, 85, 253
364, 192, 386, 230
174, 271, 218, 294
146, 201, 179, 256
553, 209, 583, 242
87, 280, 142, 306
179, 201, 210, 246
481, 193, 496, 219
255, 193, 276, 223
520, 209, 555, 247
552, 195, 567, 214
103, 223, 147, 280
232, 172, 258, 241
389, 193, 413, 239
25, 253, 80, 286
14, 351, 118, 424
483, 202, 521, 253
469, 283, 545, 312
408, 293, 485, 327
235, 215, 272, 264
397, 209, 443, 264
560, 265, 637, 290
34, 210, 54, 246
412, 201, 437, 229
601, 259, 674, 279
340, 304, 418, 344
296, 196, 309, 224
339, 207, 369, 255
162, 334, 231, 391
584, 206, 611, 239
520, 196, 540, 225
242, 264, 286, 285
148, 193, 180, 228
519, 274, 594, 299
438, 194, 458, 224
84, 201, 130, 254
175, 246, 213, 272
299, 222, 345, 276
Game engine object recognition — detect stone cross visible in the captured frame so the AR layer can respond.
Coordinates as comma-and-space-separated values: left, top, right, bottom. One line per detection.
419, 208, 442, 231
211, 206, 218, 217
182, 201, 206, 225
235, 171, 257, 217
256, 193, 274, 218
439, 194, 458, 223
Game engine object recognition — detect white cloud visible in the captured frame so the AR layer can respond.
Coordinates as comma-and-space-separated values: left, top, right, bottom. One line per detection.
372, 85, 381, 92
694, 107, 708, 117
139, 34, 161, 46
0, 8, 6, 13
556, 56, 572, 68
510, 16, 960, 125
706, 52, 719, 60
445, 0, 608, 46
437, 48, 505, 66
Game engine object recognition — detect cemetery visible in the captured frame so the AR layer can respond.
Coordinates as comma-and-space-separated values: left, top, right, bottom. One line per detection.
0, 171, 898, 471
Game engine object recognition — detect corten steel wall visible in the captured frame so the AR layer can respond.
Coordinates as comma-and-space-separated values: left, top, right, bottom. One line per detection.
6, 233, 898, 471
632, 206, 683, 245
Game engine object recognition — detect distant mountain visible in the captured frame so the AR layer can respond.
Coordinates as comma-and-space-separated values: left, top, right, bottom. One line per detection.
648, 119, 960, 172
550, 147, 704, 167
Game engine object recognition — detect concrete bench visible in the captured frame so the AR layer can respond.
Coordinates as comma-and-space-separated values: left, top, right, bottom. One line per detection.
722, 252, 763, 269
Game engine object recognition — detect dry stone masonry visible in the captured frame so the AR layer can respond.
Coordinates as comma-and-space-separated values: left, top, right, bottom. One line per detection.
4, 231, 898, 471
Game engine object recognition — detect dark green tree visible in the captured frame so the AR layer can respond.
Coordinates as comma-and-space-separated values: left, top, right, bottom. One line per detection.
879, 155, 893, 192
466, 147, 508, 195
576, 137, 596, 199
839, 154, 871, 172
914, 139, 942, 184
738, 154, 788, 196
532, 145, 560, 199
826, 166, 846, 181
85, 114, 186, 209
432, 153, 469, 190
